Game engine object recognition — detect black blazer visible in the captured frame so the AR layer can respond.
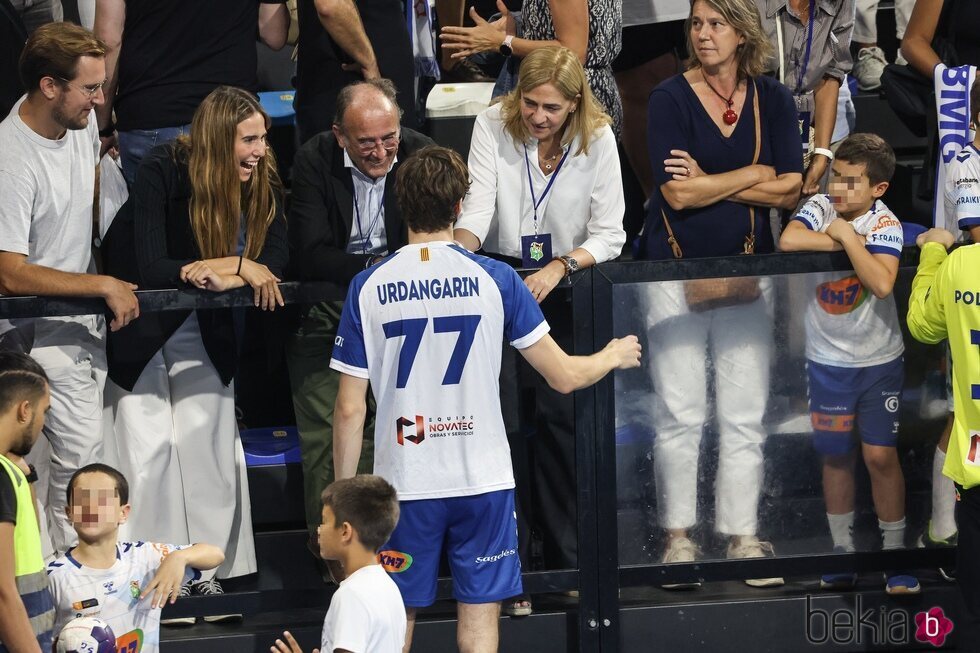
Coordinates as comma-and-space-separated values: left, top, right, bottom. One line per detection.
104, 143, 288, 391
287, 127, 434, 285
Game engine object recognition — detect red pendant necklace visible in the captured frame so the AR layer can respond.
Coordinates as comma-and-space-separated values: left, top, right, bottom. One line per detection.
701, 72, 739, 125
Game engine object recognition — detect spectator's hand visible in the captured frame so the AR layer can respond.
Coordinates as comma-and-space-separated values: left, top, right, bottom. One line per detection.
441, 1, 509, 59
524, 261, 565, 304
825, 218, 856, 243
271, 630, 317, 653
238, 259, 284, 311
802, 155, 829, 196
341, 60, 380, 80
180, 261, 238, 293
917, 227, 955, 249
99, 132, 118, 159
141, 551, 188, 609
664, 150, 703, 181
603, 335, 642, 370
102, 277, 140, 332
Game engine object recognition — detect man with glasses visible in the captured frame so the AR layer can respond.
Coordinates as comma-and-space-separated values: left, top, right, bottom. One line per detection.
0, 22, 139, 557
286, 79, 433, 569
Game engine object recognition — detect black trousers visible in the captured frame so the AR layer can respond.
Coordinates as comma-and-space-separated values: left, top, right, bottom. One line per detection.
502, 293, 578, 575
956, 483, 980, 641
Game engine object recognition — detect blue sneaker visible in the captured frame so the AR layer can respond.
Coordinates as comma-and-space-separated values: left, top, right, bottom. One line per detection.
820, 547, 857, 590
885, 573, 921, 595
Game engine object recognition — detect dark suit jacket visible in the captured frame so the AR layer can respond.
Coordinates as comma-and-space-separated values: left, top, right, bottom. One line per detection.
104, 143, 288, 391
287, 127, 434, 285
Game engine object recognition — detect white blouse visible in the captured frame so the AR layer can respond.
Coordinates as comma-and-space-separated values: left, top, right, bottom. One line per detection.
456, 103, 626, 265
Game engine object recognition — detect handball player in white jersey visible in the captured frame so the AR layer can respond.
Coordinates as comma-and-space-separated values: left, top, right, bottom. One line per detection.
329, 146, 641, 653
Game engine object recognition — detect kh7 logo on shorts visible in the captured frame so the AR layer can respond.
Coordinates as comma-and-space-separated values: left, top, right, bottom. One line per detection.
396, 415, 425, 445
378, 550, 413, 573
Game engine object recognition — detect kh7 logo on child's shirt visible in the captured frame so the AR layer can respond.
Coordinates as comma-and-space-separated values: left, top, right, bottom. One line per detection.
817, 275, 869, 315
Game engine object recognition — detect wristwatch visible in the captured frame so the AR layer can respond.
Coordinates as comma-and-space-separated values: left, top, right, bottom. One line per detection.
499, 35, 515, 57
556, 255, 580, 278
24, 464, 38, 484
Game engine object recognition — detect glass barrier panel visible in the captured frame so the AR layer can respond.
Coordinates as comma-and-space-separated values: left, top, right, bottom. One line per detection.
613, 268, 951, 576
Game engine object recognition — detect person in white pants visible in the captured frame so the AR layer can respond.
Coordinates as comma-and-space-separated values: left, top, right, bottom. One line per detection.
0, 22, 139, 557
104, 86, 288, 608
852, 0, 914, 90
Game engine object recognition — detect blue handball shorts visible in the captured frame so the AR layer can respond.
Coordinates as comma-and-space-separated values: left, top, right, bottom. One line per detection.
377, 489, 522, 608
807, 357, 904, 456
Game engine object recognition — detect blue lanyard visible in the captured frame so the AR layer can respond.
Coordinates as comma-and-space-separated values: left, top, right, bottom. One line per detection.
794, 0, 816, 95
353, 186, 384, 254
523, 144, 570, 234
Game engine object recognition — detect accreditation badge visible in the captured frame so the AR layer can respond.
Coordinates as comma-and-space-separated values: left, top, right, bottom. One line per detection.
520, 233, 552, 268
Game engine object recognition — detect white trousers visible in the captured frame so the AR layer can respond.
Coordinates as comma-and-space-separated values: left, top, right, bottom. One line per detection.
18, 317, 107, 556
854, 0, 914, 43
104, 312, 256, 579
645, 292, 773, 535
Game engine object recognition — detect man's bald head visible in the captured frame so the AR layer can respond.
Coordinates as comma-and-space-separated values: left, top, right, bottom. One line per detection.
332, 79, 403, 180
333, 79, 401, 127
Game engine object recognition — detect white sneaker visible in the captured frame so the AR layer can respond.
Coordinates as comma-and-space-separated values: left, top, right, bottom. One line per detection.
895, 50, 908, 66
854, 46, 887, 91
727, 535, 784, 588
661, 537, 702, 589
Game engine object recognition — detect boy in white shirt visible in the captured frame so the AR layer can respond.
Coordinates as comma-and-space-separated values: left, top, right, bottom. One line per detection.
47, 464, 224, 652
272, 475, 405, 653
780, 133, 918, 595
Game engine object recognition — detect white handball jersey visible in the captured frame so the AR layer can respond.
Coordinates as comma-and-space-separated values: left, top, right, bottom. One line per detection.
47, 542, 200, 653
943, 143, 980, 239
793, 195, 905, 367
330, 242, 549, 500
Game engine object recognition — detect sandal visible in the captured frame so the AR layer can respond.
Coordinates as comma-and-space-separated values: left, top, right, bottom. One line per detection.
502, 595, 533, 617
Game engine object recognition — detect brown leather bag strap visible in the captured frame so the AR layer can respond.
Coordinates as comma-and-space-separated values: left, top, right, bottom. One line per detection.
744, 79, 762, 255
661, 209, 683, 258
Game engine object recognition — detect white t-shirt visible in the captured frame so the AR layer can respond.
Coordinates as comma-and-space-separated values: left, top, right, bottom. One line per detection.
47, 542, 200, 653
330, 242, 548, 500
456, 103, 625, 264
793, 195, 905, 367
943, 142, 980, 240
320, 565, 406, 653
622, 0, 688, 27
0, 96, 99, 275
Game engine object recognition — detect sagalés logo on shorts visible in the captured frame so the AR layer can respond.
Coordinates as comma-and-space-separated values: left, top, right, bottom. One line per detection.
396, 415, 425, 446
817, 275, 868, 315
378, 550, 413, 573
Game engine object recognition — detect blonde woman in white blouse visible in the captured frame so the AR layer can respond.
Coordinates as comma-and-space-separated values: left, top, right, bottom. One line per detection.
454, 46, 625, 302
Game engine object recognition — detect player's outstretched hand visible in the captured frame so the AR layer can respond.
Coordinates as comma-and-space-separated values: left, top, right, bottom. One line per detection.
142, 551, 188, 608
604, 335, 642, 370
271, 630, 318, 653
916, 228, 955, 249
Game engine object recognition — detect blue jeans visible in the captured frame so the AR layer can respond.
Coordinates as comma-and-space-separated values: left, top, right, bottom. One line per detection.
118, 125, 190, 186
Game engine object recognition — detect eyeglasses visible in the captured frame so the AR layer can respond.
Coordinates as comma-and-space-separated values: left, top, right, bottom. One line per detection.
57, 77, 106, 98
353, 134, 400, 155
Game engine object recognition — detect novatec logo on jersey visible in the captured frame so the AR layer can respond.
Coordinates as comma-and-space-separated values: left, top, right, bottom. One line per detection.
396, 415, 425, 445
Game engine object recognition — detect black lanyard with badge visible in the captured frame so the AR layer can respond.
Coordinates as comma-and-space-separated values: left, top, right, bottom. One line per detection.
520, 144, 569, 268
353, 186, 385, 254
777, 0, 815, 157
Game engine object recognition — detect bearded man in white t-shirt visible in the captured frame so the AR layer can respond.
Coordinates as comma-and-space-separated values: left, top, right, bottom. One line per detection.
0, 22, 139, 556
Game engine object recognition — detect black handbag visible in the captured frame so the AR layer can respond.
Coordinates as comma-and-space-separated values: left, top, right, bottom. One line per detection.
880, 0, 958, 138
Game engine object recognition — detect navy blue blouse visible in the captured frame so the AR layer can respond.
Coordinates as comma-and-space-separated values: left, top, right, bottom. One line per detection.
640, 73, 802, 260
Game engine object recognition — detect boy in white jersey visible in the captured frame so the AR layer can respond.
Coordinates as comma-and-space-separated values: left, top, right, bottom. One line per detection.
781, 134, 917, 595
47, 464, 224, 652
272, 475, 405, 653
328, 146, 641, 653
